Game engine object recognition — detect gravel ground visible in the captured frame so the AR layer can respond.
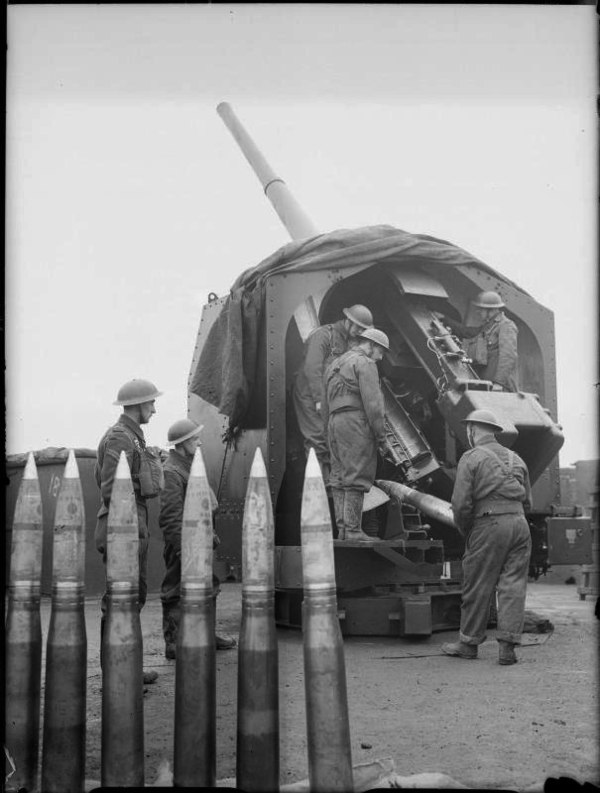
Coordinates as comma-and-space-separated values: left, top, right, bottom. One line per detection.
29, 576, 599, 790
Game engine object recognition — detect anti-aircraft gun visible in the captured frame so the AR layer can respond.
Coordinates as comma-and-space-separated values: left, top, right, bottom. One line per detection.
188, 102, 592, 636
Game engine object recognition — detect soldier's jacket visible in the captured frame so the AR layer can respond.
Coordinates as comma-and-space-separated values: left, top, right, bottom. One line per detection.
451, 438, 531, 534
446, 311, 518, 391
325, 347, 386, 446
295, 319, 351, 406
159, 449, 218, 556
94, 414, 163, 549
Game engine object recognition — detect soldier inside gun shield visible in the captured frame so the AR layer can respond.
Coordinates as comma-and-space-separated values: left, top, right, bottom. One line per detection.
324, 327, 390, 542
95, 378, 164, 684
292, 304, 374, 485
439, 291, 519, 392
160, 418, 236, 659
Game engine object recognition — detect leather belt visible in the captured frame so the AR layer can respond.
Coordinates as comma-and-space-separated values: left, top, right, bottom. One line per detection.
474, 500, 524, 518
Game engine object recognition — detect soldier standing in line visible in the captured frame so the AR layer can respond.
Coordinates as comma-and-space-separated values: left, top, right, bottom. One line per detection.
160, 418, 236, 659
324, 327, 390, 542
292, 304, 374, 485
440, 291, 519, 392
95, 378, 164, 683
441, 409, 532, 665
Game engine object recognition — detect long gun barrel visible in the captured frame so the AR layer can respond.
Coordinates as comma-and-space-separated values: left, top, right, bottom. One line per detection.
217, 102, 319, 241
375, 479, 458, 530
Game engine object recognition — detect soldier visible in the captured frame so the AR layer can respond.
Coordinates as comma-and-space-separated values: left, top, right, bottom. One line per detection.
441, 409, 532, 665
324, 327, 389, 542
160, 418, 236, 659
440, 291, 519, 392
95, 378, 164, 683
292, 304, 373, 484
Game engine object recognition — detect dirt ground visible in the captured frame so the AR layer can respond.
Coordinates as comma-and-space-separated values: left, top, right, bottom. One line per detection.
33, 569, 598, 791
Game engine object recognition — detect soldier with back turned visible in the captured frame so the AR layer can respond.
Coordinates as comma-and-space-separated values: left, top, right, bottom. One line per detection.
324, 327, 390, 542
292, 304, 374, 485
441, 409, 532, 665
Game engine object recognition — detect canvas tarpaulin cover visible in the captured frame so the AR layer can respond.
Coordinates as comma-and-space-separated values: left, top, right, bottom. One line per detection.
6, 447, 98, 469
190, 224, 521, 427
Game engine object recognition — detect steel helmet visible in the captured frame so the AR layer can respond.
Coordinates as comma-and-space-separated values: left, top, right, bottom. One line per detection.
113, 379, 163, 406
462, 409, 503, 432
342, 304, 374, 329
473, 291, 505, 309
359, 327, 390, 350
167, 418, 204, 447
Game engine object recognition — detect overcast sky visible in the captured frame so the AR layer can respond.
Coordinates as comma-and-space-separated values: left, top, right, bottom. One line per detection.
6, 4, 597, 467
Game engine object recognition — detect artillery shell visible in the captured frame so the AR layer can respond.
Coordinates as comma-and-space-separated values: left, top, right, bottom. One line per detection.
42, 450, 87, 793
174, 447, 216, 788
375, 479, 456, 528
301, 449, 353, 793
101, 451, 144, 788
5, 452, 43, 793
236, 447, 279, 792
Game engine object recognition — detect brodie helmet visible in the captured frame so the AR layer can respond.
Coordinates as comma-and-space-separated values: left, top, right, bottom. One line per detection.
462, 409, 503, 433
473, 291, 505, 309
342, 304, 374, 329
359, 327, 390, 350
113, 379, 163, 406
167, 418, 204, 447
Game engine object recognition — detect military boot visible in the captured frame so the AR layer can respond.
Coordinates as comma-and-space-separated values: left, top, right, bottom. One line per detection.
211, 591, 237, 650
216, 634, 237, 650
343, 490, 380, 542
331, 488, 345, 539
441, 641, 478, 659
164, 644, 176, 661
320, 460, 331, 489
498, 640, 518, 665
162, 601, 180, 660
361, 508, 380, 538
100, 615, 105, 669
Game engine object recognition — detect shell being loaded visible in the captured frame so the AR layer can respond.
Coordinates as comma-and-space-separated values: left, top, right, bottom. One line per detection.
375, 479, 457, 531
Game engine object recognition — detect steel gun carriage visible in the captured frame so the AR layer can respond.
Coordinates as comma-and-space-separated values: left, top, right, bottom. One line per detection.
188, 103, 591, 636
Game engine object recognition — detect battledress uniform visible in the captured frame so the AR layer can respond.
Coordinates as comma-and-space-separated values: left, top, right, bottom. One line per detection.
452, 437, 532, 646
159, 448, 218, 653
94, 414, 163, 633
325, 347, 386, 533
293, 319, 352, 482
446, 311, 519, 391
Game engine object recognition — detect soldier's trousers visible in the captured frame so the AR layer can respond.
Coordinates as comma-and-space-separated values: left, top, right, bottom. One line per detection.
292, 382, 330, 482
328, 409, 376, 492
161, 541, 220, 649
459, 513, 531, 645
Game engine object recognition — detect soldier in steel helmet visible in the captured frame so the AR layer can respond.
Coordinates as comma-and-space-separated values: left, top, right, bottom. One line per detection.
440, 291, 519, 392
324, 327, 390, 542
292, 304, 374, 485
442, 409, 532, 665
159, 418, 236, 658
94, 378, 164, 682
